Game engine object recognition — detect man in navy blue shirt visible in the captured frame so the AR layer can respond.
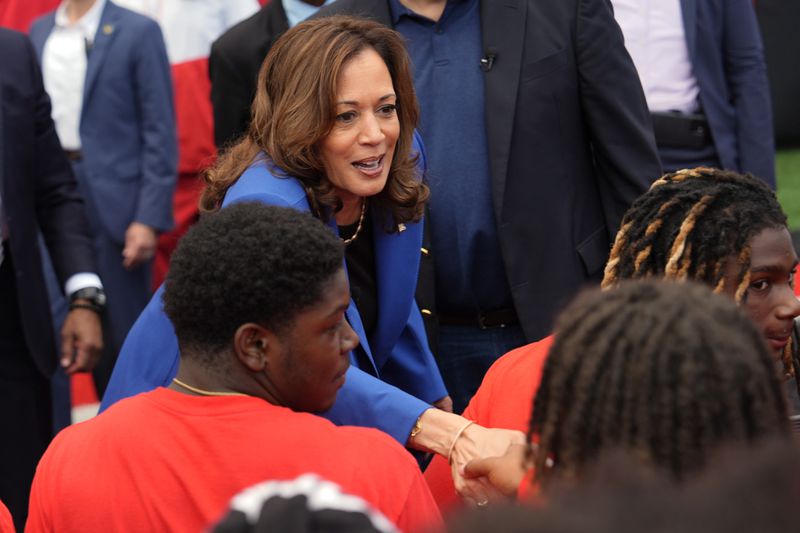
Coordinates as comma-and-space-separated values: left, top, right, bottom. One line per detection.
318, 0, 662, 413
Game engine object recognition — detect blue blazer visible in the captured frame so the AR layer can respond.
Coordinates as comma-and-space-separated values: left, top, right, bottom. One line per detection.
681, 0, 775, 186
101, 136, 448, 444
29, 1, 177, 242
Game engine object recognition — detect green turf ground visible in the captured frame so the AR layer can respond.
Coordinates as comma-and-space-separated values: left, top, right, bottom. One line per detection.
777, 149, 800, 230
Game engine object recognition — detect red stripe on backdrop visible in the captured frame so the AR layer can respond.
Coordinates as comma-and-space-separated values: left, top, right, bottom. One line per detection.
71, 373, 99, 406
151, 57, 217, 289
172, 58, 216, 174
0, 0, 60, 32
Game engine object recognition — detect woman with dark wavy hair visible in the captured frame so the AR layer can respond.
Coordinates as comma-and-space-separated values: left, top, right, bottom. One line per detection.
203, 15, 426, 227
102, 15, 523, 497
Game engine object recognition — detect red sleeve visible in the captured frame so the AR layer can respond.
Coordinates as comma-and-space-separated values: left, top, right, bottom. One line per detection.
424, 337, 554, 512
0, 498, 15, 533
422, 453, 458, 514
393, 471, 443, 533
25, 452, 53, 533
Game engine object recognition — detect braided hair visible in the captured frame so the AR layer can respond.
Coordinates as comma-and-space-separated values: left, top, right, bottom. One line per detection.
601, 167, 792, 371
528, 280, 789, 484
602, 167, 785, 293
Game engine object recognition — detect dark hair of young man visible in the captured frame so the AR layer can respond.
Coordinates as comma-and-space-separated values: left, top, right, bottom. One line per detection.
528, 280, 789, 484
163, 202, 344, 364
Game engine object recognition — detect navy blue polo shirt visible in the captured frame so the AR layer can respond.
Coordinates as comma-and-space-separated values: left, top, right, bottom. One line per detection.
389, 0, 513, 315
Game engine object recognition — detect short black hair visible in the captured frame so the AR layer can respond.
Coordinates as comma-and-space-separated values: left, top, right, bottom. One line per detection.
163, 202, 344, 361
528, 280, 789, 484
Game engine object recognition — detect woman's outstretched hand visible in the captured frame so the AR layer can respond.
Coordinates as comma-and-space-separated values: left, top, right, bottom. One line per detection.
450, 426, 526, 506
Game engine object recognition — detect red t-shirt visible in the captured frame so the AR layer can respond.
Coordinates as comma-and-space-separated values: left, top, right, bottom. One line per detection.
27, 388, 441, 533
423, 336, 553, 511
0, 498, 14, 533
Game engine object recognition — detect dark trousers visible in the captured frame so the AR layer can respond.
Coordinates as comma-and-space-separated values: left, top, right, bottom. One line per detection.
0, 245, 53, 531
437, 323, 526, 414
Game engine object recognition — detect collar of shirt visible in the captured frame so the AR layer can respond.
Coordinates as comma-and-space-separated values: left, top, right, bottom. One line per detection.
388, 0, 467, 25
283, 0, 336, 28
54, 0, 107, 44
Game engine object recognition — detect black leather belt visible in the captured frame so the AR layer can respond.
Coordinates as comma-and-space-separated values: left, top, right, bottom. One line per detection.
63, 149, 83, 161
439, 308, 518, 329
651, 111, 712, 149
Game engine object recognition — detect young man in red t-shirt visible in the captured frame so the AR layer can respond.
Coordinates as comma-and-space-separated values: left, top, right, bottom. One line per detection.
27, 203, 441, 533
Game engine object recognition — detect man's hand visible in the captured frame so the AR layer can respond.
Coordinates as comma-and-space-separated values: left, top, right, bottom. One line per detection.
122, 222, 157, 269
463, 443, 529, 500
433, 395, 454, 413
60, 307, 103, 374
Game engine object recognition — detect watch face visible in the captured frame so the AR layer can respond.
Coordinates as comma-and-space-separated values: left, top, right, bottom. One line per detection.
73, 287, 106, 307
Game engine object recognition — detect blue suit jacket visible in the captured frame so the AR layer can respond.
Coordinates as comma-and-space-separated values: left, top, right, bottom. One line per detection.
101, 135, 448, 444
29, 1, 177, 242
681, 0, 775, 186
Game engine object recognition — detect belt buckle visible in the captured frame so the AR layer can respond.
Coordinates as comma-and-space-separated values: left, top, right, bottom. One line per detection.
477, 313, 506, 330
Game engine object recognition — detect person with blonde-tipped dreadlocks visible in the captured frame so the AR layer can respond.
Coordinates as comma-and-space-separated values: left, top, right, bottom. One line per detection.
601, 167, 800, 375
424, 167, 800, 509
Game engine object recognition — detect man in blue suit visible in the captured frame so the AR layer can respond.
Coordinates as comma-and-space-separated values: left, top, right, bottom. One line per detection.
613, 0, 775, 187
30, 0, 178, 392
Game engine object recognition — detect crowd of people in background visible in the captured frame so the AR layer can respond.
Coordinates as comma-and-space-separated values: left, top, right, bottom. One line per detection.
0, 0, 792, 532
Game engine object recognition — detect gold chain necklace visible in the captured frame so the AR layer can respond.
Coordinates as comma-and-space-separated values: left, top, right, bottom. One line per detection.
171, 378, 248, 397
341, 199, 367, 246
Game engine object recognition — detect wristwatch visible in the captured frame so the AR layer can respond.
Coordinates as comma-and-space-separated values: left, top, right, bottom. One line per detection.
409, 415, 423, 440
69, 286, 107, 314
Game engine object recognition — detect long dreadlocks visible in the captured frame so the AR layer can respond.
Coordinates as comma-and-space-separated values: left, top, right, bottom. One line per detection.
528, 280, 789, 485
602, 167, 785, 296
601, 167, 793, 371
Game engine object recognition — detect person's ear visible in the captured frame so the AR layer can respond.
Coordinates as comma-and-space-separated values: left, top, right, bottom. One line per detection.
233, 323, 278, 372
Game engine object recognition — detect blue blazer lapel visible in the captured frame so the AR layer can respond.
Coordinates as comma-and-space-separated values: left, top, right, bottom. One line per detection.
325, 217, 380, 376
369, 210, 420, 368
29, 13, 56, 60
680, 0, 698, 60
83, 2, 121, 103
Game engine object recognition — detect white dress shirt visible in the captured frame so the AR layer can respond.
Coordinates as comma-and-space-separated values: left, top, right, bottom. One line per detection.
42, 0, 107, 150
611, 0, 700, 114
34, 1, 105, 294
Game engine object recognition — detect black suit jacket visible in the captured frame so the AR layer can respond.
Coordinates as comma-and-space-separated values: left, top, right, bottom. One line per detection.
0, 28, 96, 376
209, 0, 290, 150
317, 0, 663, 341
